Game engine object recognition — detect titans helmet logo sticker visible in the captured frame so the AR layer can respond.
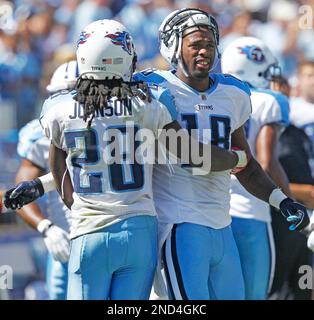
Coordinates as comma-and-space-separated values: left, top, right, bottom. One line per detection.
238, 45, 265, 64
105, 31, 132, 55
77, 31, 91, 47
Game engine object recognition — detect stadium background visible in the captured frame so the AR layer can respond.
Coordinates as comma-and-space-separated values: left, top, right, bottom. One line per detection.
0, 0, 313, 299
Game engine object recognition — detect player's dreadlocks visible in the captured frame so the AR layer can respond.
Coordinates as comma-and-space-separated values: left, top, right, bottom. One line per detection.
73, 78, 152, 128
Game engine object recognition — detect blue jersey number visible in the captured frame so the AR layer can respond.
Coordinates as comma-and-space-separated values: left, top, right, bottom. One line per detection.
105, 125, 144, 192
64, 129, 102, 194
181, 113, 231, 149
64, 127, 144, 194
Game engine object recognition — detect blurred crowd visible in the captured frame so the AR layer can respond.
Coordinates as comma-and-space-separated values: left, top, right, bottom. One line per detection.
0, 0, 313, 130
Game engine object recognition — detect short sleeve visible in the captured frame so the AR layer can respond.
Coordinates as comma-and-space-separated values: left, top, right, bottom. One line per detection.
263, 92, 289, 127
25, 138, 49, 171
17, 119, 45, 159
40, 99, 63, 149
217, 74, 252, 130
142, 99, 176, 137
151, 86, 177, 120
237, 93, 252, 129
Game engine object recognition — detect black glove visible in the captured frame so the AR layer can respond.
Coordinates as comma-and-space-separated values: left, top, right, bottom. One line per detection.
4, 178, 44, 210
279, 198, 310, 231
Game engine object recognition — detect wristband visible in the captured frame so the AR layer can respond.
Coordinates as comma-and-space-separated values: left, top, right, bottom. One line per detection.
233, 150, 247, 168
38, 173, 56, 193
269, 188, 287, 209
37, 219, 53, 235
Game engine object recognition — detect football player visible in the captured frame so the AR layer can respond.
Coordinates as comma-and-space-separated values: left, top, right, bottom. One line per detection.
9, 61, 78, 300
221, 37, 292, 299
134, 8, 309, 300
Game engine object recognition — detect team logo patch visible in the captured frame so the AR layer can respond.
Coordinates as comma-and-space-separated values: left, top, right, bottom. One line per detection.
105, 31, 133, 55
237, 45, 265, 64
77, 31, 91, 47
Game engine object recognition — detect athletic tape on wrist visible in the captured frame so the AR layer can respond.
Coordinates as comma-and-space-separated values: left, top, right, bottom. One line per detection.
37, 219, 53, 234
269, 188, 287, 209
233, 150, 247, 168
38, 173, 56, 193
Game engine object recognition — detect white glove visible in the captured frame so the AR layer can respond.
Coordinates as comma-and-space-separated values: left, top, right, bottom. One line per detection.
307, 231, 314, 252
37, 219, 70, 263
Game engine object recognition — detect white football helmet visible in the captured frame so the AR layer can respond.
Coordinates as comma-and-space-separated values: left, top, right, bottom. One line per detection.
221, 37, 281, 89
159, 8, 220, 74
46, 60, 78, 93
76, 19, 136, 81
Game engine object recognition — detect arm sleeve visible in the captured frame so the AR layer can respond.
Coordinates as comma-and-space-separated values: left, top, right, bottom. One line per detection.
142, 99, 176, 137
237, 94, 252, 129
17, 120, 44, 158
26, 139, 49, 171
39, 100, 63, 149
17, 119, 47, 170
142, 86, 178, 137
261, 93, 289, 127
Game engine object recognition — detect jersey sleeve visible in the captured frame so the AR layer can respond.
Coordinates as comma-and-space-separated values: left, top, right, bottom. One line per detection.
237, 93, 252, 129
25, 139, 49, 171
142, 99, 176, 137
217, 73, 252, 130
133, 68, 166, 85
17, 119, 48, 170
261, 92, 289, 127
142, 86, 178, 137
39, 98, 64, 149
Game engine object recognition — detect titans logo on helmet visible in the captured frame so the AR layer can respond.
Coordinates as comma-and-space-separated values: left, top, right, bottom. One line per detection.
238, 45, 265, 64
77, 31, 91, 47
105, 31, 132, 55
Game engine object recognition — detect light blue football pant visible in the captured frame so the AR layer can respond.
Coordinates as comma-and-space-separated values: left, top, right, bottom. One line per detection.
67, 215, 158, 300
163, 223, 245, 300
231, 217, 275, 300
46, 253, 68, 300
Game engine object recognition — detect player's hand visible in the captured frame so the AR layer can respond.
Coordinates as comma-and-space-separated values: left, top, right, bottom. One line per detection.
307, 231, 314, 252
38, 220, 70, 263
279, 198, 310, 231
231, 147, 248, 174
4, 178, 44, 210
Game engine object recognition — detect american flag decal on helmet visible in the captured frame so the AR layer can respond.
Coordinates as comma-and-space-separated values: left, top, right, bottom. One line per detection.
102, 58, 112, 64
105, 31, 132, 55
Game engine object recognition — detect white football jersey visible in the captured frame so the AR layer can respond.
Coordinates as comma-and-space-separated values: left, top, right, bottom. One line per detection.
17, 119, 71, 231
134, 69, 252, 229
230, 89, 290, 222
40, 90, 176, 239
